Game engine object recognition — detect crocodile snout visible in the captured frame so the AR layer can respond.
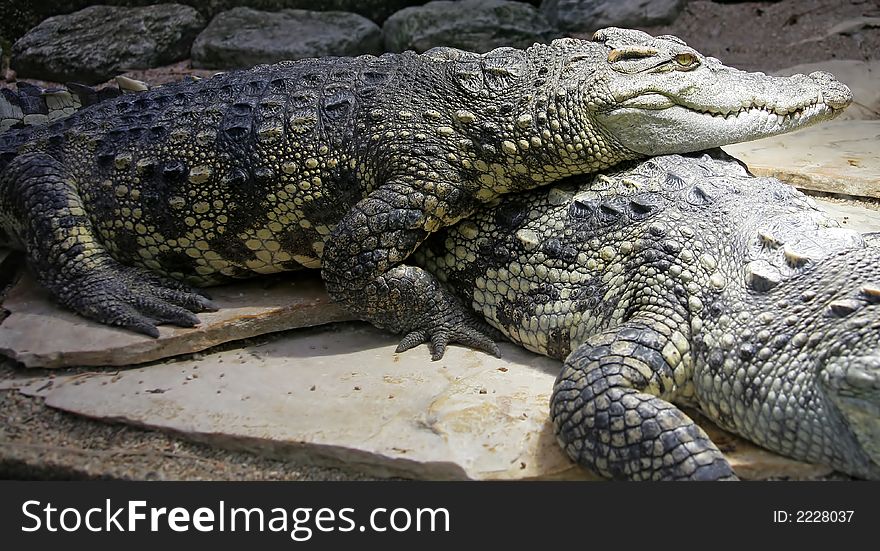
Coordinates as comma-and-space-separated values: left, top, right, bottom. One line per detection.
809, 71, 853, 110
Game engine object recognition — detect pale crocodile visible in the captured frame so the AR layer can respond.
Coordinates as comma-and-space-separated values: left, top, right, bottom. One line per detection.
416, 151, 880, 480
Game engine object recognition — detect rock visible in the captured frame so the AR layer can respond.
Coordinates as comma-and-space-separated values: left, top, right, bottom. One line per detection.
0, 272, 354, 369
775, 60, 879, 121
7, 322, 831, 480
540, 0, 686, 33
795, 16, 880, 45
383, 0, 558, 54
724, 121, 880, 199
191, 8, 383, 70
10, 4, 206, 85
812, 198, 880, 235
1, 2, 425, 49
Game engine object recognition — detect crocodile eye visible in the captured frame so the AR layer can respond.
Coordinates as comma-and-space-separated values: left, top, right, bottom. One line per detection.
674, 53, 697, 68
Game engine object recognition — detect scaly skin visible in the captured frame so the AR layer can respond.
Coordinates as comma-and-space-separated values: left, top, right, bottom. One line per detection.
416, 151, 880, 480
0, 28, 852, 359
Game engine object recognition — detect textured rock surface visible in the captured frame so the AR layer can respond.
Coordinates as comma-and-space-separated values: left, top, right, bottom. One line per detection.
3, 323, 833, 480
383, 0, 557, 53
540, 0, 686, 32
10, 4, 206, 84
813, 198, 880, 235
192, 8, 383, 70
0, 272, 353, 369
724, 121, 880, 198
0, 1, 425, 48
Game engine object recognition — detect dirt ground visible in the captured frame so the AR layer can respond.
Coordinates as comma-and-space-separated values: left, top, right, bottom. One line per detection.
1, 0, 879, 480
637, 0, 880, 72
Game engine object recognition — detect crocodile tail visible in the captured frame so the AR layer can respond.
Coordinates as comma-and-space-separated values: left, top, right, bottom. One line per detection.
0, 77, 151, 174
0, 80, 135, 134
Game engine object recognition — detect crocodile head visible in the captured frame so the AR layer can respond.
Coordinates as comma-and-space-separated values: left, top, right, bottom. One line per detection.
573, 28, 853, 156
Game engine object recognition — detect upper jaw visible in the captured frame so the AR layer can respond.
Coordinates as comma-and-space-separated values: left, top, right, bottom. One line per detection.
615, 70, 852, 119
600, 70, 853, 155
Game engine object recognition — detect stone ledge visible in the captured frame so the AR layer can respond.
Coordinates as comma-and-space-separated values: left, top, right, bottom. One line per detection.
0, 271, 353, 369
3, 323, 833, 480
724, 120, 880, 199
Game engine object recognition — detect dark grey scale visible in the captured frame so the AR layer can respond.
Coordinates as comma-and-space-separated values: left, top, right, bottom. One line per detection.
214, 83, 238, 104
321, 83, 357, 127
148, 123, 169, 140
479, 238, 516, 267
685, 183, 715, 206
542, 238, 578, 263
221, 101, 256, 142
597, 199, 625, 225
453, 55, 487, 95
118, 158, 185, 223
301, 172, 361, 228
492, 301, 524, 332
567, 197, 595, 221
627, 193, 662, 219
93, 137, 118, 168
358, 63, 395, 90
161, 159, 188, 182
493, 199, 530, 230
570, 284, 602, 313
10, 82, 50, 116
546, 327, 573, 360
481, 48, 527, 90
241, 78, 268, 99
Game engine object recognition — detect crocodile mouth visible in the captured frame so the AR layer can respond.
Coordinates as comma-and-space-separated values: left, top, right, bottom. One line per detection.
684, 99, 840, 125
616, 92, 841, 124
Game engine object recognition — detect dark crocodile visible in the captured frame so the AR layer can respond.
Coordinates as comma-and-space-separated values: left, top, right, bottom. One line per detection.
0, 28, 852, 359
416, 151, 880, 480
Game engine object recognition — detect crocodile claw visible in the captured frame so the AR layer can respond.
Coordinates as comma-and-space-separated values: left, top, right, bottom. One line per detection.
396, 319, 501, 361
57, 260, 214, 337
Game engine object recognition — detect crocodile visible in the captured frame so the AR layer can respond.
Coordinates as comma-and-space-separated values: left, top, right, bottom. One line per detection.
415, 151, 880, 480
0, 27, 852, 360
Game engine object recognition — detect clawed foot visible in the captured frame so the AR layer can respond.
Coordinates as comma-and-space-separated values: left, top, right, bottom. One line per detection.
57, 261, 216, 337
395, 315, 502, 361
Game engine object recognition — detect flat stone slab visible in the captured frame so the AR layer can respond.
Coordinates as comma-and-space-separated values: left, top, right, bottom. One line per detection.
0, 271, 353, 369
2, 323, 832, 480
724, 120, 880, 199
812, 198, 880, 235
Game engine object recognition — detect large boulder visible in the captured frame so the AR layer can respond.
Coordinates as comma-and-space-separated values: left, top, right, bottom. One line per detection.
191, 8, 383, 70
10, 4, 205, 84
540, 0, 687, 33
384, 0, 558, 54
0, 2, 427, 48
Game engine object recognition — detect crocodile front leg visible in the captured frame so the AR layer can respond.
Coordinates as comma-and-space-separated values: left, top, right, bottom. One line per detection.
551, 319, 737, 481
0, 153, 216, 337
322, 178, 500, 361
